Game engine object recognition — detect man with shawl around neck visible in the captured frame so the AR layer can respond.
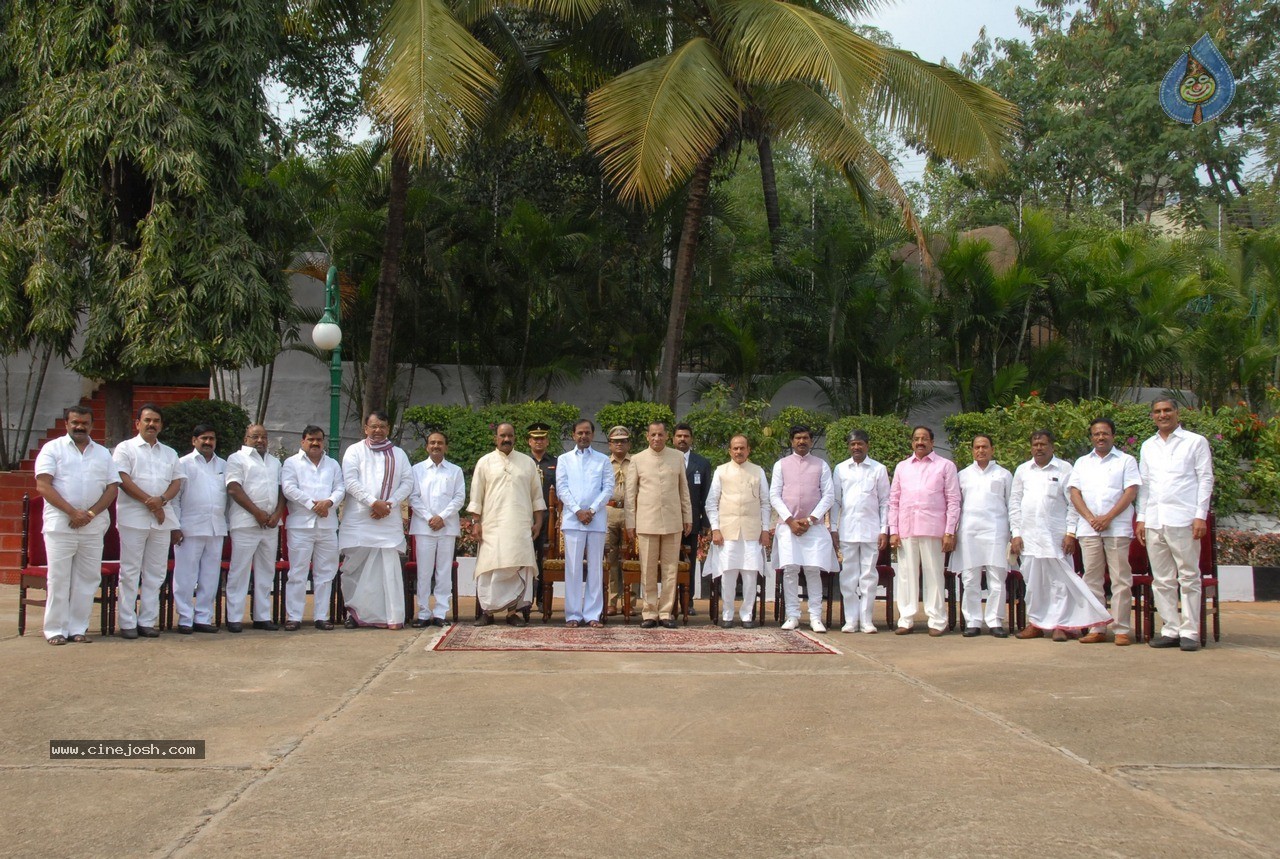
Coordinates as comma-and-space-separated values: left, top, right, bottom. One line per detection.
469, 423, 547, 627
339, 411, 413, 629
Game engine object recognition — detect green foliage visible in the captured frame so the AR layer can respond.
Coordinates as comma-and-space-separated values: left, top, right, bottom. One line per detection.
680, 383, 779, 467
767, 407, 833, 445
825, 415, 914, 478
594, 402, 676, 445
156, 399, 250, 460
401, 401, 579, 485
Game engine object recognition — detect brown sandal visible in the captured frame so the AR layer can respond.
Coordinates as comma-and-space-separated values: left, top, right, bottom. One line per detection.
69, 634, 91, 643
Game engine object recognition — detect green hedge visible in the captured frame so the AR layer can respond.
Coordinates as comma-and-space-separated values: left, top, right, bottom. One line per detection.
156, 399, 250, 460
402, 401, 581, 484
594, 401, 676, 446
825, 415, 915, 478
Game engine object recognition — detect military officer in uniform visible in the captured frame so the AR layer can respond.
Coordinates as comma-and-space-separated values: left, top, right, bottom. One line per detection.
527, 421, 558, 616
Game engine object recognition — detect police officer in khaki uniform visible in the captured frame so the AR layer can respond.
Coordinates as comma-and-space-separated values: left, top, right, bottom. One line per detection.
604, 425, 631, 615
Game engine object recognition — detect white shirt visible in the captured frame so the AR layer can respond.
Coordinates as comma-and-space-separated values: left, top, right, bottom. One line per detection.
555, 446, 614, 533
706, 462, 772, 534
951, 460, 1012, 570
831, 456, 890, 543
339, 442, 413, 550
113, 435, 183, 530
408, 457, 466, 537
1137, 426, 1214, 528
174, 450, 228, 537
1009, 456, 1076, 558
1067, 447, 1141, 537
34, 435, 118, 535
281, 450, 345, 531
225, 445, 282, 531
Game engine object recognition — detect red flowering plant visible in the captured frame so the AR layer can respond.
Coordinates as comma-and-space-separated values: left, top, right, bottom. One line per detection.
456, 515, 480, 557
1215, 529, 1255, 566
1251, 533, 1280, 567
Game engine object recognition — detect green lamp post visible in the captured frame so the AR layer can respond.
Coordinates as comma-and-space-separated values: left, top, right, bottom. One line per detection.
311, 265, 343, 459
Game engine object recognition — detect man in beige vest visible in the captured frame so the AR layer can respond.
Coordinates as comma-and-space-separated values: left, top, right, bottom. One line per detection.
625, 421, 692, 628
706, 435, 772, 628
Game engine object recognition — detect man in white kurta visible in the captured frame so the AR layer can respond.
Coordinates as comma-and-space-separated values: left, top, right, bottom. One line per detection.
706, 435, 771, 628
226, 424, 284, 632
468, 423, 546, 626
281, 426, 345, 630
1137, 399, 1214, 651
831, 429, 890, 634
35, 406, 119, 644
113, 404, 183, 638
1011, 430, 1109, 641
555, 419, 614, 626
1068, 417, 1141, 646
408, 430, 466, 627
771, 425, 837, 632
339, 412, 414, 629
171, 425, 227, 633
953, 434, 1013, 637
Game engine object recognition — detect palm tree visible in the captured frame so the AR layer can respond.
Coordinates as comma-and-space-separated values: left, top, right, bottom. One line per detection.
584, 0, 1020, 408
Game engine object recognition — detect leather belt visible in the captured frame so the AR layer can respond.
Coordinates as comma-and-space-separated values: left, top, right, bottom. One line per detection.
607, 500, 624, 508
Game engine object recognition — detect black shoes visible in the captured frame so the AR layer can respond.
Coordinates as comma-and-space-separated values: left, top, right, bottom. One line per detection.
431, 618, 447, 627
192, 623, 219, 633
991, 626, 1008, 638
962, 627, 981, 638
137, 626, 160, 638
659, 619, 677, 629
640, 619, 658, 629
252, 621, 280, 631
1148, 636, 1180, 648
226, 623, 244, 633
411, 618, 432, 628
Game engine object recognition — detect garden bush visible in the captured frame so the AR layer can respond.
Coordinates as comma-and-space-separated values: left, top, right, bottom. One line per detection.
156, 399, 250, 460
594, 401, 676, 445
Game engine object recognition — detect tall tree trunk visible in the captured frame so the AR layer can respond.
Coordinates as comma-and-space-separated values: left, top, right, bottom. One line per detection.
103, 379, 134, 448
363, 148, 410, 419
757, 133, 784, 268
657, 156, 715, 410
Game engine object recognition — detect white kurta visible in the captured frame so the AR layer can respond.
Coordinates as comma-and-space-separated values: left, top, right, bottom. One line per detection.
769, 458, 837, 570
703, 462, 771, 578
339, 442, 413, 627
951, 461, 1013, 571
468, 449, 546, 612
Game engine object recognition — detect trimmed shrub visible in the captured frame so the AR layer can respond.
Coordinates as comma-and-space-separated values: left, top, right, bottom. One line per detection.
825, 415, 915, 478
157, 399, 250, 460
594, 402, 676, 446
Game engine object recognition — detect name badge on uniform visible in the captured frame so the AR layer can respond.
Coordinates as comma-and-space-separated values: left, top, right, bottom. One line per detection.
694, 472, 702, 485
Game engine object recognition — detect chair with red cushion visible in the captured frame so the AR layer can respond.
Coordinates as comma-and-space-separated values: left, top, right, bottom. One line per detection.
18, 494, 119, 637
1199, 511, 1220, 645
1128, 535, 1153, 642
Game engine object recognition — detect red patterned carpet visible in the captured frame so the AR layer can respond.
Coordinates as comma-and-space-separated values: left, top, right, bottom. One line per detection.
432, 623, 841, 654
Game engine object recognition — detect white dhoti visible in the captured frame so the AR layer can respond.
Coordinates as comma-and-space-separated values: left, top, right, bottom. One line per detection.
475, 565, 536, 614
1023, 555, 1111, 631
705, 541, 766, 622
341, 547, 405, 628
838, 541, 880, 631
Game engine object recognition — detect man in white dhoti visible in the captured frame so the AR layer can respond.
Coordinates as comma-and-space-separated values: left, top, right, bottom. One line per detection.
469, 423, 546, 626
706, 435, 771, 628
281, 426, 345, 630
555, 419, 614, 627
339, 412, 413, 629
35, 406, 119, 644
831, 429, 889, 634
1011, 430, 1110, 641
771, 425, 837, 633
226, 424, 284, 632
408, 430, 465, 628
953, 434, 1013, 638
171, 424, 227, 633
1068, 417, 1141, 646
114, 403, 183, 639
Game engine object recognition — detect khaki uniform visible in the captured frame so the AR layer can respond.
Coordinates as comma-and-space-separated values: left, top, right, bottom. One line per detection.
605, 452, 630, 610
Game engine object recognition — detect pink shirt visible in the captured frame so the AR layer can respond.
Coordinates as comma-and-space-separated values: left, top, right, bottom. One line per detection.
888, 452, 960, 539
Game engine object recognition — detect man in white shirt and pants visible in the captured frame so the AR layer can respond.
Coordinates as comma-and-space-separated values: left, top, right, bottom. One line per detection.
1137, 399, 1214, 651
171, 424, 227, 633
225, 424, 284, 632
408, 429, 466, 627
555, 419, 614, 627
952, 434, 1013, 638
1068, 417, 1141, 646
830, 429, 889, 634
113, 403, 183, 639
281, 426, 345, 630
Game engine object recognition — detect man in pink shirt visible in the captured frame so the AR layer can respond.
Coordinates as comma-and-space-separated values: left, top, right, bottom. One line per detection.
888, 426, 960, 636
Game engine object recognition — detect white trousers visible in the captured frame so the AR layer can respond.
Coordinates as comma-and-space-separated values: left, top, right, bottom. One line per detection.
959, 566, 1007, 629
287, 528, 339, 622
781, 564, 825, 621
412, 534, 456, 620
1146, 525, 1202, 641
227, 527, 279, 624
839, 541, 879, 629
117, 526, 170, 630
720, 569, 760, 621
1079, 536, 1132, 635
43, 529, 104, 639
897, 536, 946, 631
173, 535, 224, 626
563, 530, 605, 622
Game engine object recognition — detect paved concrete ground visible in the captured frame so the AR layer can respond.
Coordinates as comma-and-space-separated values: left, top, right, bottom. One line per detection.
2, 586, 1277, 858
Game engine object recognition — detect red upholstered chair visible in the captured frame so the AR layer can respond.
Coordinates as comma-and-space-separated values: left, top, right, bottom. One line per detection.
1199, 511, 1220, 645
1004, 567, 1027, 632
1128, 534, 1153, 642
401, 520, 462, 624
273, 517, 290, 625
875, 546, 896, 630
18, 493, 119, 637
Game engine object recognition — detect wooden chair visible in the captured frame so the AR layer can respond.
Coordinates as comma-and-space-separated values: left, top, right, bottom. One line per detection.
620, 536, 691, 623
708, 570, 767, 625
1199, 512, 1221, 645
1132, 512, 1220, 645
401, 525, 462, 624
539, 487, 566, 622
772, 568, 837, 626
18, 493, 120, 637
1004, 568, 1027, 631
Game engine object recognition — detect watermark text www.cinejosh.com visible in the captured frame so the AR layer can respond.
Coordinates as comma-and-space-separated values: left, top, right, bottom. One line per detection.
49, 740, 205, 760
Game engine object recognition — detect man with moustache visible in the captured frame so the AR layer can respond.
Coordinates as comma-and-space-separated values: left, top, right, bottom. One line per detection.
171, 425, 228, 633
113, 404, 184, 639
888, 426, 960, 636
831, 429, 890, 634
771, 425, 837, 633
408, 430, 466, 628
339, 411, 414, 629
469, 423, 546, 627
226, 423, 284, 632
281, 426, 345, 630
705, 435, 771, 628
1068, 418, 1141, 646
604, 426, 632, 615
527, 421, 558, 616
673, 423, 712, 613
34, 406, 119, 644
625, 421, 693, 629
952, 434, 1013, 638
555, 419, 614, 627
